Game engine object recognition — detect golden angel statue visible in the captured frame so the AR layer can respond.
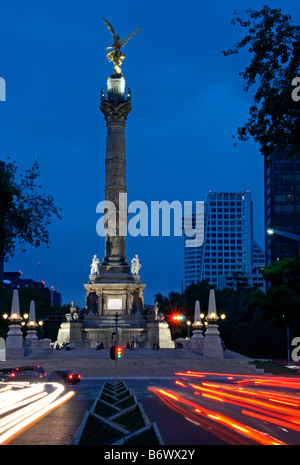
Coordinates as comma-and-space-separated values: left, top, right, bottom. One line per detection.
103, 17, 141, 75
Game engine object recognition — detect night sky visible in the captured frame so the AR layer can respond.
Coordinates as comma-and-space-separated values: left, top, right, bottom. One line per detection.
1, 0, 299, 307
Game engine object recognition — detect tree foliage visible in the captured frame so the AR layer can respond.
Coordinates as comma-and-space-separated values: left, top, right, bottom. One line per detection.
0, 286, 68, 342
157, 257, 300, 358
0, 158, 62, 262
222, 5, 300, 157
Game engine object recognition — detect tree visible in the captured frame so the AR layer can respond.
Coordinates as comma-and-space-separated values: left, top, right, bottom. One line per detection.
222, 6, 300, 157
0, 158, 62, 267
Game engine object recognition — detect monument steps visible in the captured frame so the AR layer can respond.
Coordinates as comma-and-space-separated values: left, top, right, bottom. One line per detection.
24, 348, 207, 360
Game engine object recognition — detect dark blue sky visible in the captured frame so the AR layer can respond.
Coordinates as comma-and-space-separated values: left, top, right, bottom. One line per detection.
1, 0, 299, 307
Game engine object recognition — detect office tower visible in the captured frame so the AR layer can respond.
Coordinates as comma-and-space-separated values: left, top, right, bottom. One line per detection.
183, 202, 204, 289
200, 191, 253, 286
265, 151, 300, 264
184, 191, 261, 289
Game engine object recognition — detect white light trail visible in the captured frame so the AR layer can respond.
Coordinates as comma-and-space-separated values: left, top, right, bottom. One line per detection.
0, 382, 75, 445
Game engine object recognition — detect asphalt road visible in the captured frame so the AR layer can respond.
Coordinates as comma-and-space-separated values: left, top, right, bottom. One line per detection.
6, 374, 300, 446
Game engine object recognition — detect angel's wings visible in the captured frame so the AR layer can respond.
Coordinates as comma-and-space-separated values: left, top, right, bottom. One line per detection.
120, 27, 142, 47
103, 17, 141, 47
103, 17, 116, 38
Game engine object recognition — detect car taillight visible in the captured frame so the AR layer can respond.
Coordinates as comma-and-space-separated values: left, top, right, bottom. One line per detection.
10, 373, 16, 377
68, 374, 73, 379
78, 374, 81, 379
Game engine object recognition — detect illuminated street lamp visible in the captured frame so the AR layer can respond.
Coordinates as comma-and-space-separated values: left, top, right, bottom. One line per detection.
266, 228, 300, 261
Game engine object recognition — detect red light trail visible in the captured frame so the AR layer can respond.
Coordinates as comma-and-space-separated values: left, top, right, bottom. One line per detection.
149, 371, 300, 445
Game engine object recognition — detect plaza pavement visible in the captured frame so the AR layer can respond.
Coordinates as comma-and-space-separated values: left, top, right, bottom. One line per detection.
0, 348, 264, 377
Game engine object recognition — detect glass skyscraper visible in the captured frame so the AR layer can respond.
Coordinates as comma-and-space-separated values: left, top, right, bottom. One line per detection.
183, 191, 264, 289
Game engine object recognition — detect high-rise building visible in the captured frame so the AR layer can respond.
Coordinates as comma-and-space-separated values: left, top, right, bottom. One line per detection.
264, 151, 300, 264
200, 191, 253, 286
183, 191, 265, 290
182, 203, 204, 288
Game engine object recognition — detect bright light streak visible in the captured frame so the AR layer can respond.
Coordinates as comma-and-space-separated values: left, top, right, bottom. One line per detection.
0, 390, 75, 445
158, 389, 179, 401
241, 409, 300, 433
149, 385, 287, 445
150, 371, 300, 445
175, 381, 188, 388
0, 382, 75, 445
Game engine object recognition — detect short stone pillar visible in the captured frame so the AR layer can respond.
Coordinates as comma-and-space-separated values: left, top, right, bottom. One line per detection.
6, 289, 24, 359
203, 290, 224, 359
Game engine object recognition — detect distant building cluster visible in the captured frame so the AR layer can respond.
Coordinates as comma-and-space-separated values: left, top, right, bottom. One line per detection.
3, 271, 62, 306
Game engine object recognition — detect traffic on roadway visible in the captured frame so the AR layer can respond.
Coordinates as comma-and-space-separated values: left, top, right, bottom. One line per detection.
0, 365, 81, 445
147, 370, 300, 445
1, 364, 300, 445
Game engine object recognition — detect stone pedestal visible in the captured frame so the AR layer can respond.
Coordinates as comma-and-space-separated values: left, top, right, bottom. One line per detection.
202, 323, 224, 359
6, 325, 24, 359
191, 328, 204, 351
56, 322, 83, 348
146, 320, 174, 349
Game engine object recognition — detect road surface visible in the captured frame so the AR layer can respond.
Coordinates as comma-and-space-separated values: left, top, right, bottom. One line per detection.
3, 371, 300, 446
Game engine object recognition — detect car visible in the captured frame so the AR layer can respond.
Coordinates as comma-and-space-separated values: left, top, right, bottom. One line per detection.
47, 370, 81, 385
15, 365, 47, 377
0, 365, 46, 383
0, 368, 16, 382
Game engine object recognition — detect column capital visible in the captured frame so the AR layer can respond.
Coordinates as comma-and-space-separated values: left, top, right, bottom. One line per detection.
100, 98, 132, 124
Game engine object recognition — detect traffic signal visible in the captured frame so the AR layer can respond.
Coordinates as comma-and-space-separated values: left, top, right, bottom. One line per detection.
110, 345, 116, 360
172, 314, 184, 322
116, 346, 123, 359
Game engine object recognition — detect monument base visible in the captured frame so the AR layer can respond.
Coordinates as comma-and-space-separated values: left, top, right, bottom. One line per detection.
56, 322, 83, 348
5, 325, 24, 359
84, 273, 145, 317
145, 320, 175, 349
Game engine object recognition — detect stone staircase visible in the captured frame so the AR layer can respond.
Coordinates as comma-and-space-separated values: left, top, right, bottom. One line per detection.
0, 347, 260, 378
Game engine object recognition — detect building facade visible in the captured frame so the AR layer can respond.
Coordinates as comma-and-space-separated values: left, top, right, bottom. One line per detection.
184, 191, 265, 290
264, 151, 300, 264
